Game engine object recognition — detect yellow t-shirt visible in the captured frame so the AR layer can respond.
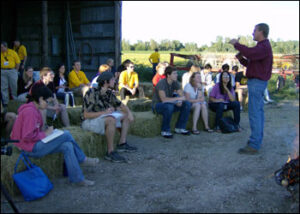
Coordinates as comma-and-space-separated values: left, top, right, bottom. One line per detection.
149, 52, 160, 63
13, 45, 27, 61
68, 70, 90, 89
118, 71, 139, 91
1, 49, 21, 69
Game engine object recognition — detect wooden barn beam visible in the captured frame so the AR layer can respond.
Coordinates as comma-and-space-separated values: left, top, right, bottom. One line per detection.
42, 0, 48, 66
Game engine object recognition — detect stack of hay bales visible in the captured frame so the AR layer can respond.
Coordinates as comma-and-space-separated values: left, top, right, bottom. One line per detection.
130, 109, 233, 137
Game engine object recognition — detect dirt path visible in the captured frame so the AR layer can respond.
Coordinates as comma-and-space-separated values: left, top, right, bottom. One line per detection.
1, 100, 299, 213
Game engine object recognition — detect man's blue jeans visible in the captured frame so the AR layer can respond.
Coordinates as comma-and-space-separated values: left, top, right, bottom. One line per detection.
152, 63, 158, 77
247, 78, 268, 150
23, 130, 86, 183
154, 101, 192, 132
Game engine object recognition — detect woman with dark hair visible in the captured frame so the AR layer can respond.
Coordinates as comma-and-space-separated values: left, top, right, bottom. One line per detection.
209, 70, 241, 132
54, 64, 75, 107
11, 84, 98, 186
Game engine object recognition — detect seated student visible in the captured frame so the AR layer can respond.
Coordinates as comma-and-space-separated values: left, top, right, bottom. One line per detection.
17, 66, 35, 102
11, 84, 98, 186
54, 64, 75, 107
68, 60, 90, 97
118, 60, 145, 101
215, 64, 235, 88
152, 66, 192, 138
235, 67, 248, 111
91, 64, 111, 88
152, 62, 167, 91
29, 67, 70, 129
181, 65, 200, 90
200, 63, 214, 96
184, 72, 213, 134
81, 72, 137, 163
116, 59, 131, 91
106, 58, 117, 77
209, 71, 241, 132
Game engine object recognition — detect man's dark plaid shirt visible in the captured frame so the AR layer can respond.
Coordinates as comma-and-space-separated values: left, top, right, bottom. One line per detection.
81, 87, 121, 121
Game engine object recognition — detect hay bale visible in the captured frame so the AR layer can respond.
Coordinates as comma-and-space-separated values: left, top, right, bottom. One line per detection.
129, 111, 161, 137
67, 107, 82, 126
7, 100, 25, 113
140, 82, 153, 98
1, 126, 120, 196
127, 98, 152, 112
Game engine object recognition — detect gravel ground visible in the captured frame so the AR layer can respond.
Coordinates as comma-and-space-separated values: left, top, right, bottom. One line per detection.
1, 100, 299, 213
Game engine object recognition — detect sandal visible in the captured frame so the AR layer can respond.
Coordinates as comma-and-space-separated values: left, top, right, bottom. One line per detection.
192, 130, 200, 135
205, 128, 214, 133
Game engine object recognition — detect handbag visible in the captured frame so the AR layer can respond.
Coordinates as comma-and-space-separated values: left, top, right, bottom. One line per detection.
13, 152, 53, 201
219, 117, 238, 133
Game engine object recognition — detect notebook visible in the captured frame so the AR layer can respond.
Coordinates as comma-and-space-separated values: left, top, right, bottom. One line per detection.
42, 129, 64, 143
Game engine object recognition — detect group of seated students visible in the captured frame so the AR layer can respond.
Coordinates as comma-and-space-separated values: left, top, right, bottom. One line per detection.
3, 58, 248, 187
151, 63, 245, 138
4, 58, 144, 187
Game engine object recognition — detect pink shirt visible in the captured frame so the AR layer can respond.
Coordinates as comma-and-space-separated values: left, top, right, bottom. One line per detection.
11, 102, 46, 152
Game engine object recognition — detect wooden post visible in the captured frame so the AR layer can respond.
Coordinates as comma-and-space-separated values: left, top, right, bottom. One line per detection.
42, 0, 48, 66
114, 1, 121, 68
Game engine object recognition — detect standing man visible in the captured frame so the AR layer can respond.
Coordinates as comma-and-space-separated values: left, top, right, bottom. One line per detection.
1, 41, 20, 107
149, 48, 160, 77
13, 39, 27, 77
229, 23, 273, 154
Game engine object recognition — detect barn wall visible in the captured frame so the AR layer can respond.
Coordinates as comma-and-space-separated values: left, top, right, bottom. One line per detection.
1, 0, 122, 80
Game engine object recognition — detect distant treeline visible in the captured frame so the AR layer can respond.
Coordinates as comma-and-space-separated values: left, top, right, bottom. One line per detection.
122, 36, 299, 54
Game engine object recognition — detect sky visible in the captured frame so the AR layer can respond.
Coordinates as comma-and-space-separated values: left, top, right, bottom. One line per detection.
122, 1, 299, 47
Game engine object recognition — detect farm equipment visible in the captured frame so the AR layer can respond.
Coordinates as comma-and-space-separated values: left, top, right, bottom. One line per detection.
169, 53, 202, 71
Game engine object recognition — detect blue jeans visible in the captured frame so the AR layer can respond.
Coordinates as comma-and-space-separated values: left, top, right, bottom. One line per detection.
247, 78, 268, 150
154, 101, 192, 132
209, 101, 240, 128
56, 92, 75, 107
23, 130, 86, 183
152, 63, 158, 77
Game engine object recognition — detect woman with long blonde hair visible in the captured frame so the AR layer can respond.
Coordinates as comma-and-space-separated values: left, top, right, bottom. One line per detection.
184, 72, 213, 134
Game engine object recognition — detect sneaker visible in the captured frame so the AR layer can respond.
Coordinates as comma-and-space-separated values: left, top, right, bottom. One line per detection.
161, 131, 173, 138
74, 179, 95, 187
104, 151, 127, 163
117, 143, 137, 153
263, 100, 269, 104
267, 99, 274, 103
81, 157, 99, 167
175, 128, 190, 135
238, 145, 258, 155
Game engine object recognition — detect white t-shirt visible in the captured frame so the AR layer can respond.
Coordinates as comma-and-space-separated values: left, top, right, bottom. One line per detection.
184, 83, 198, 100
181, 72, 191, 90
57, 77, 66, 93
